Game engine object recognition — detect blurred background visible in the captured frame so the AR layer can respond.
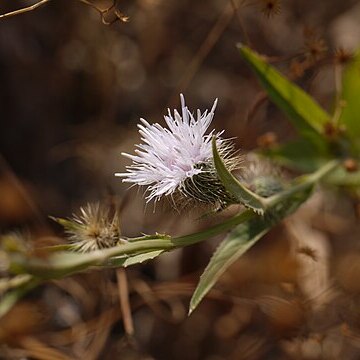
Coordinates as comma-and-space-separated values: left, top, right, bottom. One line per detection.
1, 0, 360, 359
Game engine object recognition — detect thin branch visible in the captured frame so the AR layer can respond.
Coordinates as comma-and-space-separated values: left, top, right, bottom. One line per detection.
116, 268, 135, 337
77, 0, 129, 25
245, 91, 267, 125
230, 0, 251, 46
169, 1, 234, 105
0, 0, 51, 19
0, 0, 129, 25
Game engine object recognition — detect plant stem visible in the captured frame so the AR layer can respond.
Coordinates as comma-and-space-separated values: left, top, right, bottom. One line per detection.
265, 160, 339, 207
9, 161, 338, 279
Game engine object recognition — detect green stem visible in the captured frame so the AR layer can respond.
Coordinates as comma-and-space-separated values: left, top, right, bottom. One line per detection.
265, 160, 339, 207
10, 161, 338, 279
10, 210, 254, 277
173, 210, 254, 246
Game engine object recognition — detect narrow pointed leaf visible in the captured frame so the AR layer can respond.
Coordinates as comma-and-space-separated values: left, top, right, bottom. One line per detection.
106, 250, 165, 267
189, 188, 312, 314
339, 50, 360, 151
212, 137, 266, 214
189, 216, 270, 315
237, 44, 330, 145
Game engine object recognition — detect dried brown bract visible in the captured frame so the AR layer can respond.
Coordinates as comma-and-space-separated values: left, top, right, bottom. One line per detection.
256, 131, 278, 149
258, 0, 281, 18
297, 246, 318, 262
343, 158, 359, 173
289, 58, 306, 79
334, 48, 354, 65
304, 37, 328, 62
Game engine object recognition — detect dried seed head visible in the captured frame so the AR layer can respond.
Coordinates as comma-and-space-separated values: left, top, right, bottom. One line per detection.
241, 154, 284, 197
323, 121, 341, 139
289, 59, 306, 80
64, 203, 122, 252
303, 27, 328, 62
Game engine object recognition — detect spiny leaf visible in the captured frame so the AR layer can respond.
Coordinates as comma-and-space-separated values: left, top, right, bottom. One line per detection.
212, 137, 266, 214
237, 44, 330, 147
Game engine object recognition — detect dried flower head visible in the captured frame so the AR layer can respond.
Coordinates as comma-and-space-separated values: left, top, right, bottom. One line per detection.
334, 47, 354, 65
241, 153, 284, 198
303, 27, 328, 62
63, 203, 121, 252
305, 38, 328, 61
116, 94, 240, 208
289, 59, 306, 80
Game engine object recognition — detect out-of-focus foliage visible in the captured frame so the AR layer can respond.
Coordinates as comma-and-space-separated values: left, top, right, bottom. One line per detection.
340, 51, 360, 152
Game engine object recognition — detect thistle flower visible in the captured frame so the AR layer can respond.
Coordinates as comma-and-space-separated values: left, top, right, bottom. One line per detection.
61, 203, 122, 252
116, 95, 240, 208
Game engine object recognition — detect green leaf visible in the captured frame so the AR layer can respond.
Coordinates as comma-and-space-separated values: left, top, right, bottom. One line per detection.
105, 250, 165, 267
339, 51, 360, 151
189, 187, 313, 314
263, 138, 329, 173
212, 137, 266, 214
237, 44, 330, 146
189, 216, 271, 315
49, 216, 81, 232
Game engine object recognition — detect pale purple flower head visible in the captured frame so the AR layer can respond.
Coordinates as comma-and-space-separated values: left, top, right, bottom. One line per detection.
116, 95, 238, 206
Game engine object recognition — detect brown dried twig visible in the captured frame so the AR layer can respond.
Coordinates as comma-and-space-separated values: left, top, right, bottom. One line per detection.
230, 0, 252, 46
77, 0, 129, 25
116, 268, 135, 337
0, 0, 50, 19
0, 0, 129, 25
169, 1, 234, 106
